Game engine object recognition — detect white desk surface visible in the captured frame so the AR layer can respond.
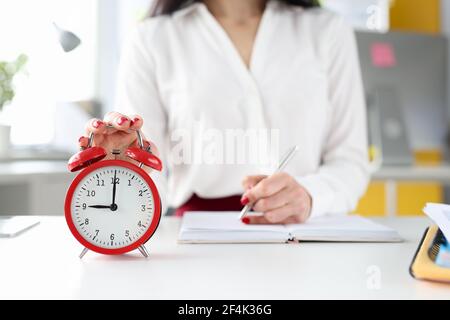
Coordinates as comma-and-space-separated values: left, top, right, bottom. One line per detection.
0, 216, 449, 300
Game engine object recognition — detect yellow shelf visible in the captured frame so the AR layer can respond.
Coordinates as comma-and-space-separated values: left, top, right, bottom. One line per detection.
356, 150, 444, 216
390, 0, 441, 34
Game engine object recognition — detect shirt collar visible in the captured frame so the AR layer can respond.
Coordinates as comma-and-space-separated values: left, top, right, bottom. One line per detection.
172, 0, 279, 19
172, 1, 205, 19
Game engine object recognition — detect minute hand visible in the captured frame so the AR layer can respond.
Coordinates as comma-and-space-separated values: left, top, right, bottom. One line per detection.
112, 170, 117, 206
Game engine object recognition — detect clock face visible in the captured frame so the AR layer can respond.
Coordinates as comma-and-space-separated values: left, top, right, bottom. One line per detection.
65, 160, 161, 254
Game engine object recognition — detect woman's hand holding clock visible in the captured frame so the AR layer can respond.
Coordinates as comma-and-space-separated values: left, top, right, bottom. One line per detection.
67, 112, 163, 257
78, 113, 159, 214
79, 112, 159, 161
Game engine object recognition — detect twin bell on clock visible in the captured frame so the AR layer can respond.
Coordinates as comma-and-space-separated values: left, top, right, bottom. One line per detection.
64, 128, 163, 259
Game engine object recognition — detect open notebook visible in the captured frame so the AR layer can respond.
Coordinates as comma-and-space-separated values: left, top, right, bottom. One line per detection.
178, 212, 403, 244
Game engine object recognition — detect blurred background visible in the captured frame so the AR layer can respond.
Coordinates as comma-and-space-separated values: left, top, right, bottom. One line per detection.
0, 0, 449, 217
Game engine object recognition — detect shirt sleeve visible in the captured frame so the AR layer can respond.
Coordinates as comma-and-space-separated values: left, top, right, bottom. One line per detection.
295, 16, 370, 218
115, 23, 170, 215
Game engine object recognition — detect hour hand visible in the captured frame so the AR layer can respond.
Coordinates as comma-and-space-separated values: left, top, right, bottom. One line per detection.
88, 205, 111, 209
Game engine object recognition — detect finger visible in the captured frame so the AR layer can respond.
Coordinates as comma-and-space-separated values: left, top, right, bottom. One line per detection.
85, 118, 106, 135
244, 172, 292, 204
130, 138, 149, 149
264, 205, 299, 224
129, 115, 144, 130
244, 205, 309, 225
103, 112, 120, 133
243, 210, 308, 225
103, 111, 122, 123
252, 187, 292, 213
78, 136, 89, 148
104, 112, 131, 131
243, 215, 271, 225
241, 175, 267, 190
283, 214, 309, 224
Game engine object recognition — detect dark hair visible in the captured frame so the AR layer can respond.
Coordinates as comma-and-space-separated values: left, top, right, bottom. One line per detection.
149, 0, 319, 17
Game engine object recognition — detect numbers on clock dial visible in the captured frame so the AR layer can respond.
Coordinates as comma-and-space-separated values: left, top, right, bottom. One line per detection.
71, 166, 155, 249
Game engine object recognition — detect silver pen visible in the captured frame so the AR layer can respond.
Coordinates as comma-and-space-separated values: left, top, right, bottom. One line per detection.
239, 146, 299, 220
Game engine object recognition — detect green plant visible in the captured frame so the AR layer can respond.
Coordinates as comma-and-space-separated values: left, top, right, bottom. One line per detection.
0, 54, 28, 111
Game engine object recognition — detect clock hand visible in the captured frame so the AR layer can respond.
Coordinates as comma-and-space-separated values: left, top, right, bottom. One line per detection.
88, 205, 111, 209
111, 169, 118, 211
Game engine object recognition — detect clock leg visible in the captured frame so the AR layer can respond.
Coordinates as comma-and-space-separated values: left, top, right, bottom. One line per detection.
79, 247, 89, 259
138, 245, 149, 258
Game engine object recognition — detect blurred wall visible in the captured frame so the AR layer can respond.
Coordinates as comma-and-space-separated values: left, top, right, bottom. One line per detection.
356, 0, 447, 217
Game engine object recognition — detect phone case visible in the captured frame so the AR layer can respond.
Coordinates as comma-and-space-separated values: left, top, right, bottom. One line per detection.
410, 225, 450, 283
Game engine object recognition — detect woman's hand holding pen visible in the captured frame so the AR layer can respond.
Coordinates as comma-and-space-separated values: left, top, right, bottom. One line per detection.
79, 112, 159, 161
240, 173, 312, 224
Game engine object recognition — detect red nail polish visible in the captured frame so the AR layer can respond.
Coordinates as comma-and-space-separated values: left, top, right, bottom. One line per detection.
241, 217, 250, 224
117, 117, 128, 126
130, 117, 140, 126
240, 197, 249, 206
92, 120, 103, 129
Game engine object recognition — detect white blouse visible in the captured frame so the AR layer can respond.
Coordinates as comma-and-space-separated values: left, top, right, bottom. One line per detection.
116, 0, 370, 217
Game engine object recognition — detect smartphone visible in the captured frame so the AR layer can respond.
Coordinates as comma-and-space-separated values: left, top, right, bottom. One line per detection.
0, 216, 40, 238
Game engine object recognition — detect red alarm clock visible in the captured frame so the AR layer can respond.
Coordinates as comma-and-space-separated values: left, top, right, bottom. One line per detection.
64, 129, 162, 259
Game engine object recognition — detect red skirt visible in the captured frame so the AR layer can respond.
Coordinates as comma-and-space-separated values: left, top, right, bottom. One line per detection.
175, 193, 243, 217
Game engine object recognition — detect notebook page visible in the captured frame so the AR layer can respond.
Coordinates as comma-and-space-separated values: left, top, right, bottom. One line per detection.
424, 203, 450, 241
178, 212, 289, 243
288, 215, 402, 242
181, 212, 287, 233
